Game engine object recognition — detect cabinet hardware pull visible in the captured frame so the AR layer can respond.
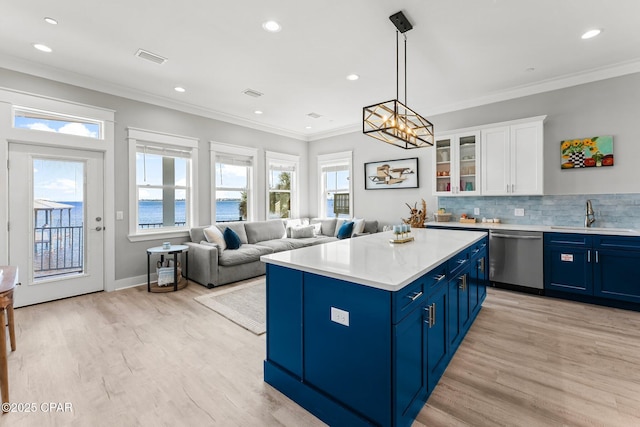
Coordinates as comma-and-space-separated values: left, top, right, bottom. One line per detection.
479, 257, 485, 273
506, 184, 509, 193
459, 275, 467, 290
424, 306, 432, 327
407, 291, 423, 301
434, 274, 446, 281
595, 250, 599, 263
456, 259, 466, 264
512, 183, 515, 193
588, 250, 591, 263
472, 248, 480, 254
432, 303, 436, 326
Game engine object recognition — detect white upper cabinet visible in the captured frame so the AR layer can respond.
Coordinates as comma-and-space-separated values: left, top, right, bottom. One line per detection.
433, 131, 480, 196
481, 118, 544, 196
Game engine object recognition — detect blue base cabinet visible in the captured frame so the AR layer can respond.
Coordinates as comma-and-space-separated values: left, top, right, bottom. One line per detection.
264, 237, 489, 427
544, 233, 640, 305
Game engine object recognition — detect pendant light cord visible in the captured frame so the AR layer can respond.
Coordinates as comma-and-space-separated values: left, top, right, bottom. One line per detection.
396, 30, 399, 101
404, 34, 407, 105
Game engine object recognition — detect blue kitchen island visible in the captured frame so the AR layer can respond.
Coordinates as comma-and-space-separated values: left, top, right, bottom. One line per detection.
261, 228, 489, 427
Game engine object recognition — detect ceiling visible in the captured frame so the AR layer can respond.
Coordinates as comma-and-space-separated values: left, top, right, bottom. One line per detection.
2, 0, 640, 141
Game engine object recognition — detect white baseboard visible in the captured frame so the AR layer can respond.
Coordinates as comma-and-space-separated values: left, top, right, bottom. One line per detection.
113, 274, 153, 291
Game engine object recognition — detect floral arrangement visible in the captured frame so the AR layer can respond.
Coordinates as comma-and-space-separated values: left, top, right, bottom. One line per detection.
561, 136, 614, 169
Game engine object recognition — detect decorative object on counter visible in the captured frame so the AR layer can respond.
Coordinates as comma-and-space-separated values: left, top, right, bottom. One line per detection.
362, 11, 434, 149
364, 157, 418, 189
459, 214, 477, 223
561, 135, 614, 169
390, 223, 414, 244
402, 199, 427, 228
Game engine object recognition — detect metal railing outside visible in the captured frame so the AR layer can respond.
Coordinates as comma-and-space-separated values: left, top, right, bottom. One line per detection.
34, 225, 84, 278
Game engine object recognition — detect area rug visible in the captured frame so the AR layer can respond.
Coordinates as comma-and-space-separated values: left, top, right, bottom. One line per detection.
194, 279, 266, 335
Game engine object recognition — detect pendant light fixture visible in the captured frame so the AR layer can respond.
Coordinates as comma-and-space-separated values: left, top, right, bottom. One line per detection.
363, 11, 434, 149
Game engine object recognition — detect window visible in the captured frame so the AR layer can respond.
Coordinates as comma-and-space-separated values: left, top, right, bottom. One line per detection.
127, 128, 198, 241
13, 106, 103, 139
318, 151, 352, 218
266, 151, 299, 219
211, 143, 257, 223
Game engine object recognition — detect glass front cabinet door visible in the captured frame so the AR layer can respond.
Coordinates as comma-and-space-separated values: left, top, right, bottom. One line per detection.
433, 131, 480, 196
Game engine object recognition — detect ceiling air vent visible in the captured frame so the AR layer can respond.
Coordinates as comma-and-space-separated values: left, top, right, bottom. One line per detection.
307, 112, 322, 119
135, 49, 168, 65
242, 88, 264, 98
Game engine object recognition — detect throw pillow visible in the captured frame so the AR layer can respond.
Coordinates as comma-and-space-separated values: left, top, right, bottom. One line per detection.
290, 225, 315, 239
203, 226, 226, 253
334, 218, 347, 237
223, 227, 242, 250
311, 223, 322, 236
351, 218, 366, 237
337, 221, 354, 240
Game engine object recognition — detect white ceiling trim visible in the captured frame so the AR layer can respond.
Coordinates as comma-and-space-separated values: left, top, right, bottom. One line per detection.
0, 55, 308, 142
3, 54, 640, 144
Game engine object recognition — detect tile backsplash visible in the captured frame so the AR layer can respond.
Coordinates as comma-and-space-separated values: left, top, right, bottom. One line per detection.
437, 193, 640, 229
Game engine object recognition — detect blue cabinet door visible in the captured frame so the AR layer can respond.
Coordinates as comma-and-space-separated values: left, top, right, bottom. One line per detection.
594, 248, 640, 303
448, 272, 469, 350
427, 283, 448, 394
393, 305, 427, 427
544, 244, 593, 295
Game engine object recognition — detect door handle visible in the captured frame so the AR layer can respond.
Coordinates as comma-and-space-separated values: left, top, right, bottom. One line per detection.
94, 226, 103, 231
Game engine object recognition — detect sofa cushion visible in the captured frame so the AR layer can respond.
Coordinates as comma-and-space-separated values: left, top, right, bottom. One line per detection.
245, 220, 286, 244
215, 222, 248, 244
351, 218, 365, 237
255, 239, 306, 252
189, 226, 208, 243
337, 221, 354, 239
291, 225, 315, 239
203, 226, 227, 252
294, 236, 339, 246
364, 220, 379, 234
224, 227, 242, 249
218, 244, 274, 267
311, 218, 337, 237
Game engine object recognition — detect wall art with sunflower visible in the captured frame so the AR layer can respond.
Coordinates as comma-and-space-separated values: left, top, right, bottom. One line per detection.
560, 135, 614, 169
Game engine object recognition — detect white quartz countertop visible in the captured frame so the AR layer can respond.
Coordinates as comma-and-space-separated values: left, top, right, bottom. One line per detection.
260, 228, 487, 291
425, 221, 640, 236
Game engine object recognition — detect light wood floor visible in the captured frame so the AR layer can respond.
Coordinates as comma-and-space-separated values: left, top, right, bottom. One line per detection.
4, 281, 640, 426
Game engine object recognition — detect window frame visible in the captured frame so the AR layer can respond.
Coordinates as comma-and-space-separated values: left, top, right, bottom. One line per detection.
127, 127, 199, 242
210, 142, 258, 223
266, 151, 300, 219
318, 151, 353, 218
12, 106, 104, 140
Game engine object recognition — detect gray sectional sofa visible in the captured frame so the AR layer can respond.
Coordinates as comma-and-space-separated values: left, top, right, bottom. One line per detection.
184, 218, 378, 288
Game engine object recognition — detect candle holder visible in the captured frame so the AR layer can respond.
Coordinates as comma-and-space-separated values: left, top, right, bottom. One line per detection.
390, 224, 415, 244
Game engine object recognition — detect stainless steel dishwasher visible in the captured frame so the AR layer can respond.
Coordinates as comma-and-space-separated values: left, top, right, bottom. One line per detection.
489, 230, 543, 292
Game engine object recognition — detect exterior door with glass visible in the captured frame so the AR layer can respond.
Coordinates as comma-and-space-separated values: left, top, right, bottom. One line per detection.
8, 143, 104, 307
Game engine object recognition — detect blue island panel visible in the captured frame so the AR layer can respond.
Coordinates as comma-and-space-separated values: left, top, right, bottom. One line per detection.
266, 264, 303, 377
303, 272, 392, 426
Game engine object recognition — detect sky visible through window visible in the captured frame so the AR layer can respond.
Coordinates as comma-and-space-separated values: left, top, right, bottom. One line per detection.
215, 163, 247, 200
14, 115, 100, 139
33, 158, 84, 202
136, 153, 187, 200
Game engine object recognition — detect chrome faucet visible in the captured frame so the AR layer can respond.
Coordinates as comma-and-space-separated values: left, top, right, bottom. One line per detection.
585, 199, 596, 228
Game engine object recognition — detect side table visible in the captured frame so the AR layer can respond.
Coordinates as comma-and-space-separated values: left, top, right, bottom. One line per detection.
147, 245, 189, 292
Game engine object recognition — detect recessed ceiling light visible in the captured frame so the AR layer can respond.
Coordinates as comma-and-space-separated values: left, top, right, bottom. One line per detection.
44, 17, 58, 25
33, 44, 52, 53
346, 74, 360, 81
305, 126, 312, 130
262, 21, 281, 33
254, 110, 263, 115
525, 67, 535, 72
581, 29, 602, 39
174, 86, 186, 93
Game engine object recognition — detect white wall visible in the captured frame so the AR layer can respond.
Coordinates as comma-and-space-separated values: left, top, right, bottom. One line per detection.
0, 68, 309, 283
308, 72, 640, 226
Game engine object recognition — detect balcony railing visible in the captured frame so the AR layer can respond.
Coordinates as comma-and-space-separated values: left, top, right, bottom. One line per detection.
138, 221, 186, 229
34, 225, 84, 278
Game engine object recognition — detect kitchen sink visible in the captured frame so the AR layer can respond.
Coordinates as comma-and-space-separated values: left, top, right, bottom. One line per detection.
550, 226, 639, 234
